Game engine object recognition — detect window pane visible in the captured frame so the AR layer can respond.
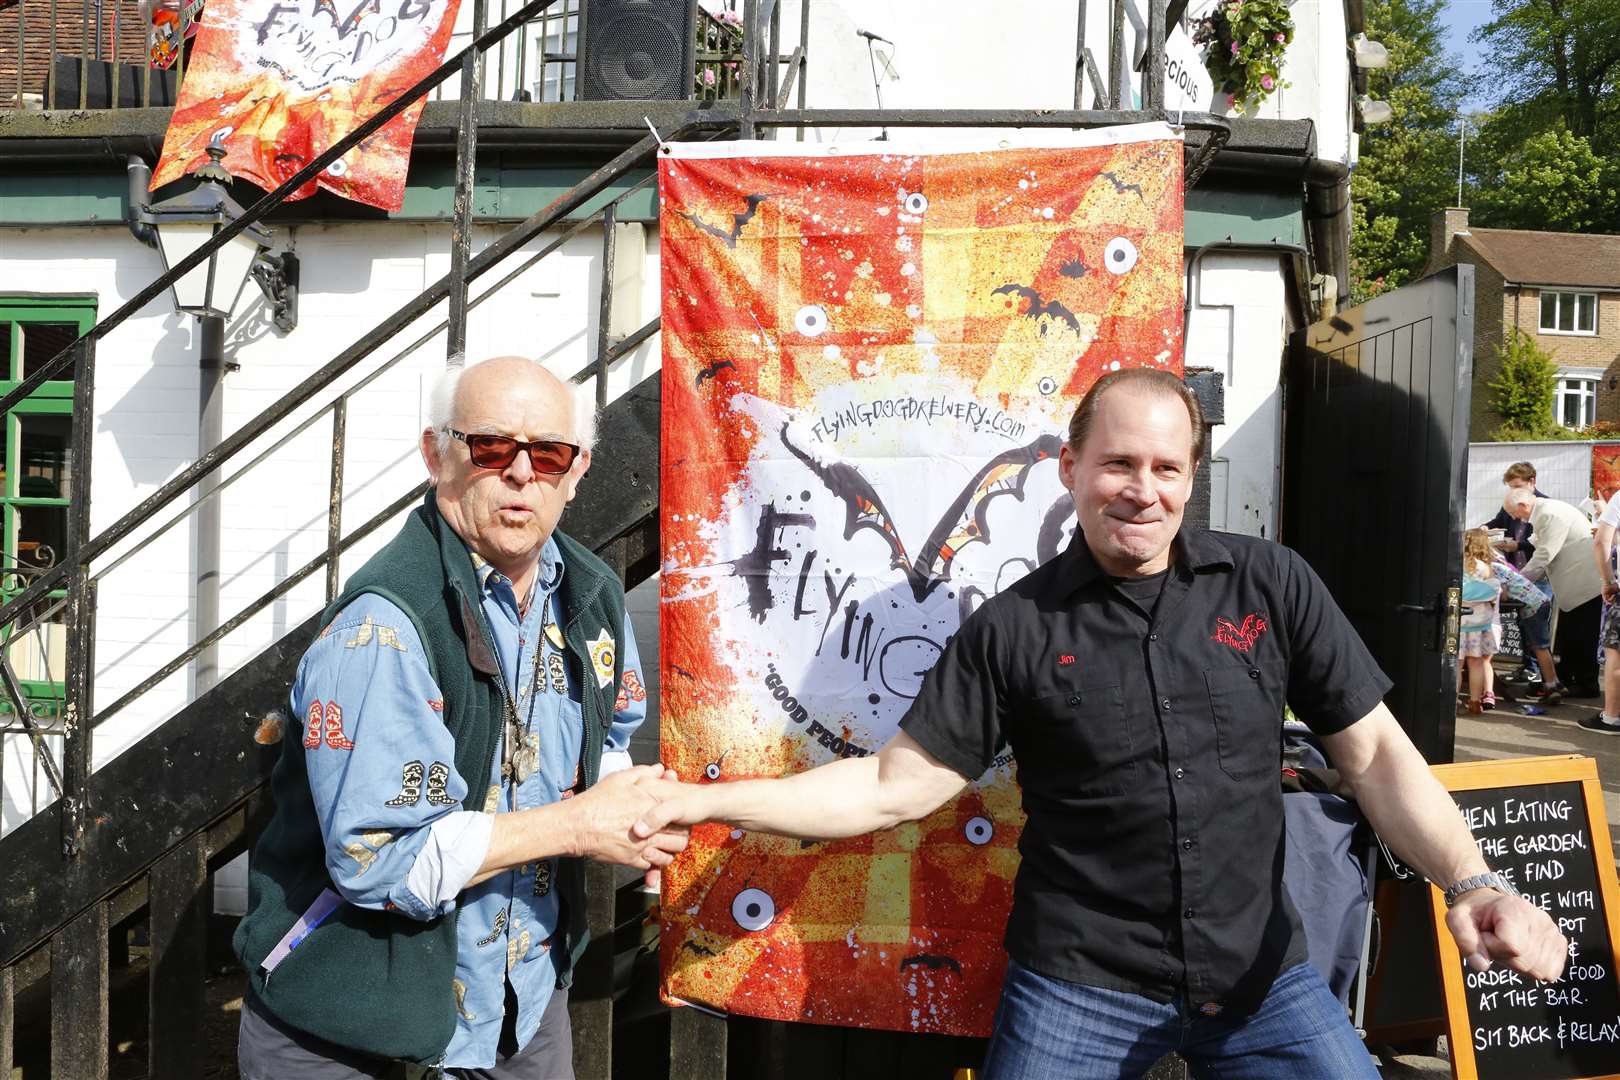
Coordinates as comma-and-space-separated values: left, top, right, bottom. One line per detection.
1561, 390, 1579, 428
18, 322, 80, 380
1542, 293, 1558, 329
1559, 295, 1576, 332
16, 413, 72, 507
1578, 294, 1597, 333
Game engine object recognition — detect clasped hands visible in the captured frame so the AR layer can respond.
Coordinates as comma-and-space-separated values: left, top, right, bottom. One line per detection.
570, 765, 706, 884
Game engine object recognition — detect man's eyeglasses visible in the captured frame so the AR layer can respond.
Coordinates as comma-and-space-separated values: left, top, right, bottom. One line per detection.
448, 429, 582, 475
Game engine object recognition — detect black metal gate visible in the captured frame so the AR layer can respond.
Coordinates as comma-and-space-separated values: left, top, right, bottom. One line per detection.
1281, 265, 1475, 763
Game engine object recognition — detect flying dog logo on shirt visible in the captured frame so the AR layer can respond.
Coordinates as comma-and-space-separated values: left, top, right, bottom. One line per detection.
1212, 613, 1268, 652
587, 629, 616, 688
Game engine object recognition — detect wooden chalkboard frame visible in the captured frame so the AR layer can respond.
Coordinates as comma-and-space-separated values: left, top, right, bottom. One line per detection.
1426, 754, 1620, 1080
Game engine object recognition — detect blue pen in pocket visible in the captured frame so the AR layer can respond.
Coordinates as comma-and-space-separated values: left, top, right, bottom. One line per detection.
261, 887, 343, 980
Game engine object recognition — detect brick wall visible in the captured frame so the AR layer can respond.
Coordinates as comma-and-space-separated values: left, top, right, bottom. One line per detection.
0, 0, 148, 107
1504, 287, 1620, 425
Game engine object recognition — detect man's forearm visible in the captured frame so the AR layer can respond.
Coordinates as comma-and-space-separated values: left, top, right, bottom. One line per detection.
681, 756, 913, 840
467, 801, 583, 887
1346, 733, 1487, 889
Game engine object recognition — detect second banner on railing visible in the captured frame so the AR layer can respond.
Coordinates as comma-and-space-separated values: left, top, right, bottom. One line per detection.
657, 125, 1186, 1034
150, 0, 464, 211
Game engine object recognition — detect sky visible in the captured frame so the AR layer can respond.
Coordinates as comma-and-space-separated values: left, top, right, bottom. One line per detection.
1437, 0, 1497, 108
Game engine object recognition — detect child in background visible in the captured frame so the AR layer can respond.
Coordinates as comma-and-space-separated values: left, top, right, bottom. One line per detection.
1460, 527, 1547, 713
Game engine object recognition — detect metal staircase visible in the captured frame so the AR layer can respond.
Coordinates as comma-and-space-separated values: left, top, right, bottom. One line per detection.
0, 0, 1232, 1075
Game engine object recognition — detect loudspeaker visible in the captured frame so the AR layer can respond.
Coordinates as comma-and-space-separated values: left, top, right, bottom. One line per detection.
44, 57, 178, 109
577, 0, 697, 101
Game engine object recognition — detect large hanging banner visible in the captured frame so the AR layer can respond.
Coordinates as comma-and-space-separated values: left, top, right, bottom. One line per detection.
658, 125, 1186, 1035
1594, 444, 1620, 506
150, 0, 463, 212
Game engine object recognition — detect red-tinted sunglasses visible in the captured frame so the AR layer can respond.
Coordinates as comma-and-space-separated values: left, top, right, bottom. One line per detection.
449, 429, 581, 475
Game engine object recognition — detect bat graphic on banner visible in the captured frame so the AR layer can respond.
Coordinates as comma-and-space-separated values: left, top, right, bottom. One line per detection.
782, 424, 1063, 602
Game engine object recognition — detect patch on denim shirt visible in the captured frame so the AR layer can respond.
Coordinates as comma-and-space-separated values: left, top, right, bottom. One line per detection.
533, 859, 553, 897
476, 910, 507, 947
345, 615, 408, 652
425, 762, 456, 806
506, 930, 531, 971
344, 829, 398, 875
615, 668, 647, 712
384, 760, 424, 806
546, 653, 568, 695
452, 978, 476, 1020
304, 700, 353, 750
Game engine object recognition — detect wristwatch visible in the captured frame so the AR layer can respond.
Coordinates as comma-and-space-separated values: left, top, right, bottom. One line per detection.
1443, 871, 1520, 907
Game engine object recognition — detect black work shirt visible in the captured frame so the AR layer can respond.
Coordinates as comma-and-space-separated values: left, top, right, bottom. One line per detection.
900, 528, 1391, 1014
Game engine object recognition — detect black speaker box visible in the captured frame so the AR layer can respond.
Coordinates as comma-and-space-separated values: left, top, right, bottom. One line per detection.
44, 57, 179, 109
577, 0, 698, 101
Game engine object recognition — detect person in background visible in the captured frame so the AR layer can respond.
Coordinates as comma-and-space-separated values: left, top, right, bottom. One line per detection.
1458, 528, 1545, 714
1509, 487, 1605, 701
1586, 488, 1620, 735
1484, 462, 1541, 570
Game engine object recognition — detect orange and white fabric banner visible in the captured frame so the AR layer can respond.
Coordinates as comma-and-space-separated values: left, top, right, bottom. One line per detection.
657, 125, 1186, 1034
150, 0, 464, 212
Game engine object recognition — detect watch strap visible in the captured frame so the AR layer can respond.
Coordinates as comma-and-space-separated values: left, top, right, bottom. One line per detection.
1443, 871, 1519, 907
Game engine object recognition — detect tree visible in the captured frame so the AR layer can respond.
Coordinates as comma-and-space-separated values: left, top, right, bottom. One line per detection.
1472, 0, 1620, 151
1471, 126, 1619, 232
1348, 0, 1466, 301
1486, 329, 1561, 439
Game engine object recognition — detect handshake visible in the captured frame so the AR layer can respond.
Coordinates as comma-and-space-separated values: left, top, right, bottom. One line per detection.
567, 764, 711, 881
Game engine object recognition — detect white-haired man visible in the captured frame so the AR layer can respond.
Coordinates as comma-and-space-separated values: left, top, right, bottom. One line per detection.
235, 356, 685, 1078
1507, 487, 1604, 700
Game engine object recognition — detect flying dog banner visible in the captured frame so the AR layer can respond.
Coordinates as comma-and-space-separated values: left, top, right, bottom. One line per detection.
1594, 445, 1620, 506
658, 124, 1186, 1034
150, 0, 463, 212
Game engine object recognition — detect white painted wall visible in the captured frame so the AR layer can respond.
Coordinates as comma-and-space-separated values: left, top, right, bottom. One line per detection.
1184, 250, 1291, 538
0, 218, 660, 834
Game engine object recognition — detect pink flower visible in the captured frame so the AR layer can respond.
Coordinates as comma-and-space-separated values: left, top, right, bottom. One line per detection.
1231, 41, 1240, 55
721, 10, 742, 24
1226, 94, 1236, 107
1275, 32, 1286, 42
703, 68, 717, 86
1261, 74, 1274, 90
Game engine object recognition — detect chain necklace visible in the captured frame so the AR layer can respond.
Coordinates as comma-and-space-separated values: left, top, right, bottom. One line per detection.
498, 604, 552, 788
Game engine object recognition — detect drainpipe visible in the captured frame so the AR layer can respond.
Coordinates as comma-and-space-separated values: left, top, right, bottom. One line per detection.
126, 155, 157, 248
196, 314, 225, 693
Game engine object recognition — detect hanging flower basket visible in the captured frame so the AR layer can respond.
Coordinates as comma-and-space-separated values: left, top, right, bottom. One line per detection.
1192, 0, 1294, 115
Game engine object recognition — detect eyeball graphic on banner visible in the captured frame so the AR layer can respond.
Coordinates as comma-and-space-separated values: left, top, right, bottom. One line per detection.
658, 125, 1186, 1035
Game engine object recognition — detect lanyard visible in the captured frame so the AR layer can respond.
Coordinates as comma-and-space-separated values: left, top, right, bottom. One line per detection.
498, 601, 552, 787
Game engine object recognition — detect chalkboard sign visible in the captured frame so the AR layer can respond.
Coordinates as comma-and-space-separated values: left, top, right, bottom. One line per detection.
1499, 608, 1524, 663
1429, 755, 1620, 1080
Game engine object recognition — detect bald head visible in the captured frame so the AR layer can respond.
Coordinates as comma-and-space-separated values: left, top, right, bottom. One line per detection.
421, 355, 596, 592
1505, 488, 1535, 521
428, 356, 596, 457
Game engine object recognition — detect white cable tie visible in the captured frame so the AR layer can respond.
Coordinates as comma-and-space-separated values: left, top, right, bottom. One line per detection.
644, 116, 669, 152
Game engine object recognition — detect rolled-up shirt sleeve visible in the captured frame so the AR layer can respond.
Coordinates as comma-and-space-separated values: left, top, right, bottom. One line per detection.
292, 594, 475, 921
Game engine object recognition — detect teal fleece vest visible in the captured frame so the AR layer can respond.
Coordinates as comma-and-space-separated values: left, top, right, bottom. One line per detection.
234, 494, 627, 1064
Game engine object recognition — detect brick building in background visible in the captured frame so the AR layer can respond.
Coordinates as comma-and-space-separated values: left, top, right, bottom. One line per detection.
1426, 207, 1620, 438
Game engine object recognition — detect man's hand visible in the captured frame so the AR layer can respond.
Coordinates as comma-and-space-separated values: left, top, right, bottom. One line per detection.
1446, 889, 1568, 981
565, 764, 690, 870
629, 776, 713, 841
1604, 581, 1619, 603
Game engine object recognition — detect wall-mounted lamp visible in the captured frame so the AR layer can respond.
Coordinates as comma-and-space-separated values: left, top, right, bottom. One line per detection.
1352, 33, 1390, 70
1356, 95, 1394, 125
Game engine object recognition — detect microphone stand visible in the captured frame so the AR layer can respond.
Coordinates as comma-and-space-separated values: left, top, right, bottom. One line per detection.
865, 34, 889, 141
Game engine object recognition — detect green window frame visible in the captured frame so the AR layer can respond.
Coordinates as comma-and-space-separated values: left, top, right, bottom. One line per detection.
0, 295, 93, 723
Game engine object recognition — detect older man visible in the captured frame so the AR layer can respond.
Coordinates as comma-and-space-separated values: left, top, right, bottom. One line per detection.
235, 357, 685, 1078
1508, 487, 1605, 700
634, 368, 1567, 1079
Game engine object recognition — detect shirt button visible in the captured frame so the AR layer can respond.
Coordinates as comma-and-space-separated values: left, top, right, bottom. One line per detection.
1149, 633, 1159, 641
1183, 838, 1195, 850
1185, 908, 1196, 919
1068, 694, 1081, 706
1249, 669, 1260, 680
1174, 767, 1186, 780
1161, 698, 1172, 710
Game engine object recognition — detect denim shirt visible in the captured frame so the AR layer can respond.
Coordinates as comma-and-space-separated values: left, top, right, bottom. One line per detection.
290, 536, 645, 1069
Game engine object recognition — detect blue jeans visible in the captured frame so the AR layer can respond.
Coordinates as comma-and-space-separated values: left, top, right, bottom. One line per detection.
981, 959, 1378, 1080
